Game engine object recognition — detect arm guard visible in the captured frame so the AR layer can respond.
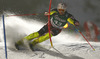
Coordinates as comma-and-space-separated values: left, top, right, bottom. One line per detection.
67, 14, 79, 25
50, 8, 57, 16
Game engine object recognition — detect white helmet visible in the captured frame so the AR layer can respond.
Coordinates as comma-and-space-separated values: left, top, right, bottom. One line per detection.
57, 3, 67, 11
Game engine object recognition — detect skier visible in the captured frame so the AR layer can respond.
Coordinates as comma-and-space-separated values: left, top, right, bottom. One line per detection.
15, 3, 80, 50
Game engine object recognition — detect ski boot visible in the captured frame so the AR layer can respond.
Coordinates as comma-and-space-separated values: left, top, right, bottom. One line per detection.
15, 32, 39, 50
15, 40, 24, 50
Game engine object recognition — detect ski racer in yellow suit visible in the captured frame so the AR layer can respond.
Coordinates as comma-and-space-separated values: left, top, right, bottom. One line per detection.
15, 3, 80, 50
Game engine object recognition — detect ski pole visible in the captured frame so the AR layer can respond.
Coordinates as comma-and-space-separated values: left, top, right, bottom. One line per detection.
2, 15, 8, 59
74, 26, 95, 51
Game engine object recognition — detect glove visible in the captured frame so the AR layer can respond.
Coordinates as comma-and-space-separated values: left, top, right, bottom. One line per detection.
44, 12, 49, 16
74, 21, 80, 26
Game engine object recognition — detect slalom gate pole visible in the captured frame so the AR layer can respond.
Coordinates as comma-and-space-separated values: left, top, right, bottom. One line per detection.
6, 13, 40, 17
47, 0, 63, 53
74, 26, 95, 51
48, 0, 53, 47
2, 15, 8, 59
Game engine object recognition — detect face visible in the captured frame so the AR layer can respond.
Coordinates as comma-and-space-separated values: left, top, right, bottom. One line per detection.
58, 9, 65, 15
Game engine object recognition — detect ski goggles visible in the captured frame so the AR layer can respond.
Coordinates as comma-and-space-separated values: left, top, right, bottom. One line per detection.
58, 9, 65, 12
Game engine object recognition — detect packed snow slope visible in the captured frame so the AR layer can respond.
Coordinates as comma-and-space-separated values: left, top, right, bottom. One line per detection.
0, 14, 100, 59
0, 43, 100, 59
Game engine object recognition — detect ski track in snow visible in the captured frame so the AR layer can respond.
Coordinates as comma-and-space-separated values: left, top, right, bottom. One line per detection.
0, 43, 100, 59
0, 13, 100, 59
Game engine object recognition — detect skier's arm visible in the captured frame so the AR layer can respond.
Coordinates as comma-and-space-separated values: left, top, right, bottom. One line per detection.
44, 9, 57, 16
67, 15, 79, 26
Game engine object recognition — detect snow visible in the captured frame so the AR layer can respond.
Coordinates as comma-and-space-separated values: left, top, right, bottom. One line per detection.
0, 43, 100, 59
0, 14, 100, 59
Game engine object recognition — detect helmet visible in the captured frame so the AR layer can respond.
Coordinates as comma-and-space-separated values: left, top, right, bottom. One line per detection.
57, 3, 67, 12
